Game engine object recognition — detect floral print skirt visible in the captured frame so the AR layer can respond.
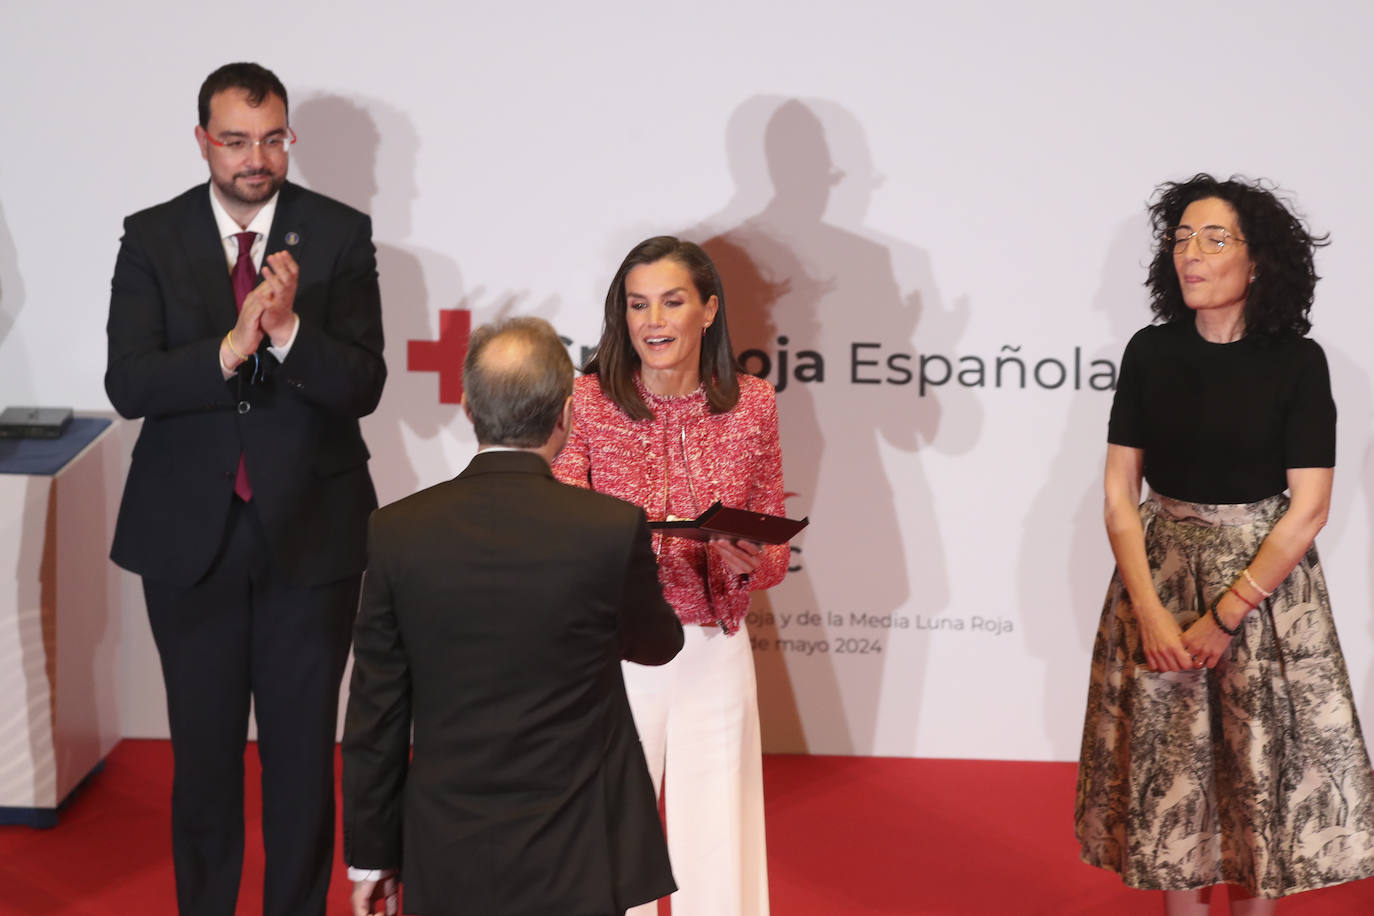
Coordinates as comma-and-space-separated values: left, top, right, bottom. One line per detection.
1075, 492, 1374, 897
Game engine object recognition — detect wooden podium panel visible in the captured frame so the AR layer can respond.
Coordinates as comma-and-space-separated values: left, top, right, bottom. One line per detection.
0, 418, 123, 826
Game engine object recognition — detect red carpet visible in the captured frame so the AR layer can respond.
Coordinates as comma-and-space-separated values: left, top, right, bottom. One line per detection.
1, 740, 1371, 914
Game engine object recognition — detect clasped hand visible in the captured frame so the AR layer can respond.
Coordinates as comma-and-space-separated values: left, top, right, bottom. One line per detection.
1139, 603, 1232, 671
709, 537, 764, 577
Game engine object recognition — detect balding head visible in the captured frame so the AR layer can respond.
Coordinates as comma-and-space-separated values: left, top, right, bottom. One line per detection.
462, 317, 574, 449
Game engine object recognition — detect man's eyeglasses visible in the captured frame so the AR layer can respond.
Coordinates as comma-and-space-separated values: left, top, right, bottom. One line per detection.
205, 128, 297, 156
1168, 225, 1246, 255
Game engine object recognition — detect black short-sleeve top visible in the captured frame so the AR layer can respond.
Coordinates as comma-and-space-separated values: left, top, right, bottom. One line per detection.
1107, 320, 1336, 504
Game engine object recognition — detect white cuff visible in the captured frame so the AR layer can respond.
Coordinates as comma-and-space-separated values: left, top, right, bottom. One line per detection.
347, 866, 397, 882
267, 314, 301, 361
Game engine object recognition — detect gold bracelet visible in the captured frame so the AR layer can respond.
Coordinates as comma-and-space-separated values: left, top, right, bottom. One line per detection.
223, 332, 247, 365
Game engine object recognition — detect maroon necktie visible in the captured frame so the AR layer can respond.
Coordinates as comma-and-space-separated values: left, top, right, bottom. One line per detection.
230, 231, 255, 501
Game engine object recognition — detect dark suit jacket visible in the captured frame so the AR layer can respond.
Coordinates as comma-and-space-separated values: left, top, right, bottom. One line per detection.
342, 450, 683, 916
105, 181, 385, 587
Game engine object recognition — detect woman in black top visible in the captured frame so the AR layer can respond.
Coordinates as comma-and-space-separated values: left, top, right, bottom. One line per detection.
1075, 175, 1374, 914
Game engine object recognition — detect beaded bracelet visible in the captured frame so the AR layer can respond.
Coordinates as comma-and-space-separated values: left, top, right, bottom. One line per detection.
1242, 568, 1273, 599
1210, 603, 1240, 636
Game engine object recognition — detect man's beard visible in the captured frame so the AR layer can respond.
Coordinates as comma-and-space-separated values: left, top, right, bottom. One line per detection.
215, 168, 285, 207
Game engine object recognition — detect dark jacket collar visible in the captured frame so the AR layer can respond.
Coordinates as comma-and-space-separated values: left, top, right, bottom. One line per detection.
457, 449, 554, 480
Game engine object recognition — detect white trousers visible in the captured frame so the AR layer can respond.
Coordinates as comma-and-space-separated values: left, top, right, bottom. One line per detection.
624, 624, 770, 916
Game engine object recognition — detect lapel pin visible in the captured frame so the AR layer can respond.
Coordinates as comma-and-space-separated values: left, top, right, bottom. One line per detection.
285, 231, 301, 246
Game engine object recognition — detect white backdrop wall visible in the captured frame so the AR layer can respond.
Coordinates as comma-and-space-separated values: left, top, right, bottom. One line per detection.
3, 2, 1373, 761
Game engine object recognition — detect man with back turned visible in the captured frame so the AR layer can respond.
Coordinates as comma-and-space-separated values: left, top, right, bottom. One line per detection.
105, 62, 385, 915
342, 316, 682, 916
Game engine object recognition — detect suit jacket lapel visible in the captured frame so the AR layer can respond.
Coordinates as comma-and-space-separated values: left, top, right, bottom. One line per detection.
264, 181, 307, 273
180, 184, 238, 329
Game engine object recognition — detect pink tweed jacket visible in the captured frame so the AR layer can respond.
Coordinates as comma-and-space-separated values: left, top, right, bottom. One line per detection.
552, 372, 789, 634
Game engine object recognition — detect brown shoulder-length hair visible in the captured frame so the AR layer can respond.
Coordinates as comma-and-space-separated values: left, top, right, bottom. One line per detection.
583, 236, 741, 421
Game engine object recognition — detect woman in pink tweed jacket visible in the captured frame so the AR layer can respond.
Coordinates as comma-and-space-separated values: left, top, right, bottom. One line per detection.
553, 236, 788, 916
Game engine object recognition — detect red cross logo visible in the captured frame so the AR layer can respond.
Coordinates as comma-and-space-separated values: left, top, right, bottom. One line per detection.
408, 308, 471, 404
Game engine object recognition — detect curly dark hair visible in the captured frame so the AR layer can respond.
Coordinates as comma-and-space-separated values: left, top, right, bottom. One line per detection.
584, 236, 741, 421
1145, 173, 1329, 340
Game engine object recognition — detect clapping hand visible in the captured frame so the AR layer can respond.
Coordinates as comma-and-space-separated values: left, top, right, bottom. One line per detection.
256, 250, 299, 347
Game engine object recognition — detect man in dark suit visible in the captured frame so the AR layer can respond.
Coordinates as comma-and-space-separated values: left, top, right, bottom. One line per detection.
104, 62, 385, 916
342, 317, 682, 916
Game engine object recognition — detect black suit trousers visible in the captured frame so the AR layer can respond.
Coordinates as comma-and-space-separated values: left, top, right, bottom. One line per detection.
144, 498, 358, 916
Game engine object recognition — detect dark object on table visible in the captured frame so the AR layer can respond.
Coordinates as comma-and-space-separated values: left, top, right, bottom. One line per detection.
0, 407, 73, 439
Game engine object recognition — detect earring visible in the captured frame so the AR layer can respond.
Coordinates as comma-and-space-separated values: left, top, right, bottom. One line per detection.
1250, 271, 1257, 283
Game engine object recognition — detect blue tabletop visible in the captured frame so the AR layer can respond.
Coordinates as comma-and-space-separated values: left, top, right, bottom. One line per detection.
0, 418, 113, 476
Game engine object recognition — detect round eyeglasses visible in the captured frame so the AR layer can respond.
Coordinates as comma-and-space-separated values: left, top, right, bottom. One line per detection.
1168, 225, 1246, 255
205, 127, 297, 157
